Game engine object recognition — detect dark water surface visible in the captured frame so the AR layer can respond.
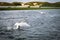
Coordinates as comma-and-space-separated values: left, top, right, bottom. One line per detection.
0, 9, 60, 40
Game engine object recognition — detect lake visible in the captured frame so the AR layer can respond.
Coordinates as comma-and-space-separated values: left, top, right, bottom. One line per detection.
0, 9, 60, 40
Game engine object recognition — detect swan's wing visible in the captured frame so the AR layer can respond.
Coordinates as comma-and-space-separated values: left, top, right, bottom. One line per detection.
14, 23, 18, 25
19, 22, 30, 27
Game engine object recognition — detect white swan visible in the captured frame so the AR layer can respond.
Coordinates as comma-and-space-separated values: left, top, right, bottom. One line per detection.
13, 21, 30, 29
40, 12, 48, 14
40, 12, 45, 14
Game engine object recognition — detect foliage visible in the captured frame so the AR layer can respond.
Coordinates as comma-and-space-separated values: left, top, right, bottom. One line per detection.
0, 2, 60, 7
12, 2, 23, 6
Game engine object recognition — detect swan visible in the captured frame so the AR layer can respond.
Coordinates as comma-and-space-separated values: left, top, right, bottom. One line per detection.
13, 21, 30, 29
40, 12, 47, 14
40, 12, 44, 14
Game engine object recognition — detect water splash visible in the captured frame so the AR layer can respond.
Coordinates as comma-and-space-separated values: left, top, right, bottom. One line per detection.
13, 20, 30, 29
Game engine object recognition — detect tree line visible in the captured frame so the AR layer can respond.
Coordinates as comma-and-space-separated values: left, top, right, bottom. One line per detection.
0, 2, 60, 7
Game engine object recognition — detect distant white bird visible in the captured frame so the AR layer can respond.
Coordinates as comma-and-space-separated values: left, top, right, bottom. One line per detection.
13, 21, 30, 29
40, 12, 48, 14
40, 12, 44, 14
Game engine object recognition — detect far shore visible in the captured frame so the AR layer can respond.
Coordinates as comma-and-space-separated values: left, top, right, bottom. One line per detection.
0, 7, 60, 10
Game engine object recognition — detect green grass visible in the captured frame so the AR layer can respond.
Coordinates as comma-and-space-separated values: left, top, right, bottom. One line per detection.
0, 8, 60, 10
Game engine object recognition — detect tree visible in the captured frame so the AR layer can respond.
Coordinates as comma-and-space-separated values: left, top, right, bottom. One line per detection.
53, 2, 60, 7
0, 2, 12, 6
12, 2, 23, 6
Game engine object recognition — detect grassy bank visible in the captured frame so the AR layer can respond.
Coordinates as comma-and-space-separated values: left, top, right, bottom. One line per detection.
0, 8, 60, 10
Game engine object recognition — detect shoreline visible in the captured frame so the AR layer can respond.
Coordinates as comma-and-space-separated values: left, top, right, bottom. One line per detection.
0, 8, 60, 10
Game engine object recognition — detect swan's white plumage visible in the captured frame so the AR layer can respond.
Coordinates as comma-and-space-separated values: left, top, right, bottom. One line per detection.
40, 12, 44, 14
15, 22, 30, 27
13, 21, 30, 29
